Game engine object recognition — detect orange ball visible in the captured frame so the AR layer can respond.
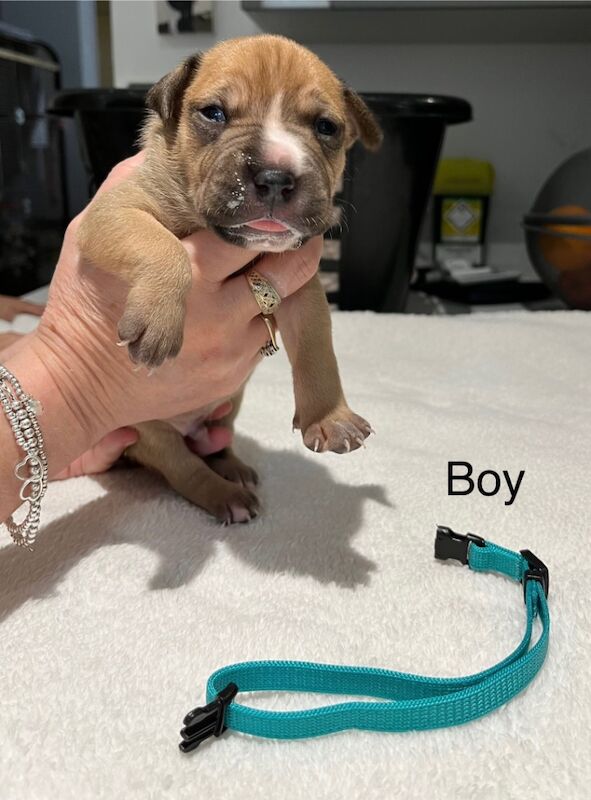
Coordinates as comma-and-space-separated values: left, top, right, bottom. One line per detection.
539, 205, 591, 272
558, 264, 591, 309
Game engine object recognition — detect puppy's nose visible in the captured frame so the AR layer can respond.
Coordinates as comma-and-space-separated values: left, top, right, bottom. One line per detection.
253, 169, 296, 204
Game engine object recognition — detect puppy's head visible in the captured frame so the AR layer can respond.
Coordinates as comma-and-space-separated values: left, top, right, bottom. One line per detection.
147, 35, 382, 251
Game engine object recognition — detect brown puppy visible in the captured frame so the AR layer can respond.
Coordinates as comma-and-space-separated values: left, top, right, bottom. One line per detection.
77, 35, 382, 523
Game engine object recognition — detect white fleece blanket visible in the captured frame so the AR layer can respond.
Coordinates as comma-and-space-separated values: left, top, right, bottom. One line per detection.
0, 310, 589, 800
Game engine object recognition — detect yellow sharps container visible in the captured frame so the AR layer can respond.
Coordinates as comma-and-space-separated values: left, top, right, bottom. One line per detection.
433, 159, 495, 267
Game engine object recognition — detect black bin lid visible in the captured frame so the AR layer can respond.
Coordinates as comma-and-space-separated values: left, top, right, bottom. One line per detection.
49, 89, 471, 126
49, 89, 147, 116
361, 93, 471, 125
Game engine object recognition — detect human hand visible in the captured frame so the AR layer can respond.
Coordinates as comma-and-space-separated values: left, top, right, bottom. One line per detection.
0, 295, 44, 322
1, 329, 235, 480
8, 154, 322, 478
55, 400, 234, 479
0, 332, 24, 351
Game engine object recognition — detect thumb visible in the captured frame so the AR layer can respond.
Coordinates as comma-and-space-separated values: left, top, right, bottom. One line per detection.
55, 427, 139, 480
88, 427, 139, 472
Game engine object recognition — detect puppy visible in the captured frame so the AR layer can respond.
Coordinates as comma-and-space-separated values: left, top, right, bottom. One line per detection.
77, 35, 382, 523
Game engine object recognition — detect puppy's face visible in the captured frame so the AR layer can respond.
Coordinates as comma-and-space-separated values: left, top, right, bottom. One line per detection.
147, 36, 382, 251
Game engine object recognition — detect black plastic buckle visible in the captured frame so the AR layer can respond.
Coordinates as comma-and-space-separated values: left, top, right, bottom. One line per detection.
520, 549, 549, 603
179, 682, 238, 753
435, 525, 486, 566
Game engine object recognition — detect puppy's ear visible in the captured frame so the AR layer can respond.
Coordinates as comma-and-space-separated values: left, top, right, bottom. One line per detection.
146, 54, 201, 128
343, 87, 383, 152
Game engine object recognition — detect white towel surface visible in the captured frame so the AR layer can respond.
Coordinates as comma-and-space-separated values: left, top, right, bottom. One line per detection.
0, 310, 589, 800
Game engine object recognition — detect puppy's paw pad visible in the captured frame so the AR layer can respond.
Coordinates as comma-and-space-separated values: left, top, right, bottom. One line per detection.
118, 302, 184, 369
227, 502, 255, 524
303, 408, 372, 454
214, 487, 260, 525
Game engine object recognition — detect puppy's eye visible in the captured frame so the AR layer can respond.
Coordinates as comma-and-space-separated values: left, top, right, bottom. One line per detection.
199, 105, 227, 123
315, 117, 338, 137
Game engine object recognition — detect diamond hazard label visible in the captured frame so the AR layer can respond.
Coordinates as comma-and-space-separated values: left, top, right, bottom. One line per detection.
441, 198, 482, 242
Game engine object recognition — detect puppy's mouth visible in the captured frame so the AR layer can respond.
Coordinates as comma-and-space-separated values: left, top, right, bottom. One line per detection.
213, 217, 306, 251
242, 218, 292, 233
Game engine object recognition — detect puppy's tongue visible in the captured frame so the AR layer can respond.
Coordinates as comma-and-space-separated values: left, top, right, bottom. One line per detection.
246, 219, 289, 232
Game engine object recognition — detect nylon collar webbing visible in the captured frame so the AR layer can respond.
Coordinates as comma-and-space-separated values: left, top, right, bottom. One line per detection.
179, 526, 550, 751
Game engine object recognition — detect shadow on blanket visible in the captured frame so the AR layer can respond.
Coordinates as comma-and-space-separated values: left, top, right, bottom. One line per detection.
0, 437, 391, 621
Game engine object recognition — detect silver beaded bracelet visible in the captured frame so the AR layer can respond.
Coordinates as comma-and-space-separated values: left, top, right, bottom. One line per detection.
0, 365, 47, 550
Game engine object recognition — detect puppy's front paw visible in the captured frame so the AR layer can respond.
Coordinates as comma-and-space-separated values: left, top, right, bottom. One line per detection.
302, 407, 373, 454
118, 294, 185, 369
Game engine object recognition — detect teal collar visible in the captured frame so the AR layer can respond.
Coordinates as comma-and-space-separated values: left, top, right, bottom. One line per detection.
180, 526, 550, 751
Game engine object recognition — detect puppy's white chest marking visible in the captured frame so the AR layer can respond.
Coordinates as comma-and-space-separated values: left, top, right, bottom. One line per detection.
263, 93, 305, 175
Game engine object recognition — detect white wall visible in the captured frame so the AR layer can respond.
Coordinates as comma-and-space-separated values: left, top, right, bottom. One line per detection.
1, 0, 99, 88
110, 0, 258, 84
110, 0, 591, 267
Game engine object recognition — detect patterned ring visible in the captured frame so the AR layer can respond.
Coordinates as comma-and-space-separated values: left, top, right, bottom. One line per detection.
260, 315, 280, 357
245, 268, 282, 315
260, 341, 279, 357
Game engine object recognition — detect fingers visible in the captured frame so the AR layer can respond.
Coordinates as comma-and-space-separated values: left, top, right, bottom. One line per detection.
16, 300, 44, 316
206, 400, 233, 421
183, 229, 255, 286
259, 237, 323, 299
0, 295, 44, 321
65, 153, 147, 242
0, 332, 24, 354
220, 236, 323, 322
54, 427, 138, 480
95, 152, 146, 197
0, 298, 44, 320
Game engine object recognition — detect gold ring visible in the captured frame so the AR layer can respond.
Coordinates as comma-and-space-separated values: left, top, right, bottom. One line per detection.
245, 268, 282, 315
260, 315, 279, 357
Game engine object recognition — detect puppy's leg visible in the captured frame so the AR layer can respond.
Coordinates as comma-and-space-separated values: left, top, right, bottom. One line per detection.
128, 421, 259, 524
204, 391, 259, 490
276, 274, 371, 454
77, 184, 191, 368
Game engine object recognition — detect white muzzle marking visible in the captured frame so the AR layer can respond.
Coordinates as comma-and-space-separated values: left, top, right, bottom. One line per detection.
262, 93, 306, 176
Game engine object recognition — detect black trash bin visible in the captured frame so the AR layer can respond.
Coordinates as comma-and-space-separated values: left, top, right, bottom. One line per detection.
50, 89, 147, 192
51, 90, 471, 311
338, 94, 471, 312
0, 28, 66, 294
